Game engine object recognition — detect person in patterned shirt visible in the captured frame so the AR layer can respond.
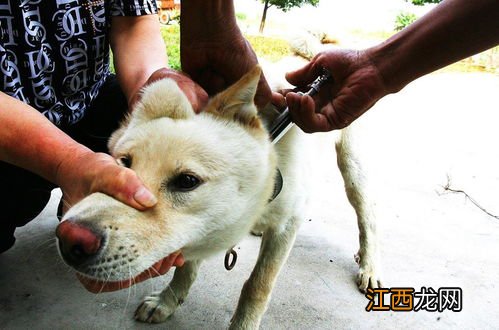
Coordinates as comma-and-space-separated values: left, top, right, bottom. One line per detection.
0, 0, 273, 289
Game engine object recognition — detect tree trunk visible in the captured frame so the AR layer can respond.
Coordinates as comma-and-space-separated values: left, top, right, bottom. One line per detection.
259, 0, 270, 33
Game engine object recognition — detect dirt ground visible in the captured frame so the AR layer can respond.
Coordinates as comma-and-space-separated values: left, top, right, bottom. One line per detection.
1, 72, 498, 329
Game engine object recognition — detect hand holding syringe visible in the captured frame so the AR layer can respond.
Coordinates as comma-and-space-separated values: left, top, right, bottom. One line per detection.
269, 69, 333, 144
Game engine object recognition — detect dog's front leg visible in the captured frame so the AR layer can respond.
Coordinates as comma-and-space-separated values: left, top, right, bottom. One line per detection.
135, 260, 201, 323
336, 130, 382, 292
229, 216, 300, 330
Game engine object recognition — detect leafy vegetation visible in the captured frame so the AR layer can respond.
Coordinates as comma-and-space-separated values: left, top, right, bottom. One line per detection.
160, 24, 181, 70
407, 0, 441, 5
258, 0, 320, 32
235, 12, 247, 20
394, 12, 418, 31
260, 0, 320, 12
394, 0, 442, 32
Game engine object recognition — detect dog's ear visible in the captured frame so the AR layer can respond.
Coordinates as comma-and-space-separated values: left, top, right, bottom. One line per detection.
132, 79, 195, 124
108, 79, 194, 152
206, 65, 262, 129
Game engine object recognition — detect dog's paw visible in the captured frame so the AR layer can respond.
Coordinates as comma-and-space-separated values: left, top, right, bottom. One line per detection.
229, 316, 260, 330
355, 252, 383, 293
134, 292, 177, 323
357, 267, 383, 293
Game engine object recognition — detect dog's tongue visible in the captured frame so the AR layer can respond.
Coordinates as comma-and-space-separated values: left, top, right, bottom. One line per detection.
77, 251, 184, 293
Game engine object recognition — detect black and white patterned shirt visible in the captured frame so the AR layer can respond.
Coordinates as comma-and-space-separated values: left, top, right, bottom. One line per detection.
0, 0, 157, 126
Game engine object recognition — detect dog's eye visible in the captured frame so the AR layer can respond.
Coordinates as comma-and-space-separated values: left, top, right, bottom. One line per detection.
170, 174, 201, 192
117, 156, 132, 168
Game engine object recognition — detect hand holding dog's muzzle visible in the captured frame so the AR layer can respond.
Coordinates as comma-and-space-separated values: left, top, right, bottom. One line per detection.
76, 251, 185, 293
56, 151, 158, 216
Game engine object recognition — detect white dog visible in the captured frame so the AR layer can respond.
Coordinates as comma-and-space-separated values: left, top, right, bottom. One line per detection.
56, 66, 381, 329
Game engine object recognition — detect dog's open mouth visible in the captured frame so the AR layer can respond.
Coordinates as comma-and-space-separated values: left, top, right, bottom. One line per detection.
76, 251, 184, 293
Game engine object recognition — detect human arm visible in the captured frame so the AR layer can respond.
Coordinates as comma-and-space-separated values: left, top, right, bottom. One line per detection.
180, 0, 276, 108
0, 92, 157, 210
285, 0, 499, 132
110, 14, 208, 112
110, 14, 168, 107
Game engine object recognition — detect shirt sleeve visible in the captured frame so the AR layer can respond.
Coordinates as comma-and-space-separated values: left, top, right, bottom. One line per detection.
110, 0, 158, 16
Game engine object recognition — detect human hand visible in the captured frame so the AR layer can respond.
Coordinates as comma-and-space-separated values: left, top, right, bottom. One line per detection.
284, 49, 388, 132
181, 20, 275, 108
56, 150, 157, 214
77, 251, 185, 293
129, 67, 209, 113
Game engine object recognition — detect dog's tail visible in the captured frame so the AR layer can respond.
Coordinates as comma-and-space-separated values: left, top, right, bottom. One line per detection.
287, 30, 339, 60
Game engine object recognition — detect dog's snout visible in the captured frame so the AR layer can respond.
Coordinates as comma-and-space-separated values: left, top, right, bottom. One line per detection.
56, 220, 102, 266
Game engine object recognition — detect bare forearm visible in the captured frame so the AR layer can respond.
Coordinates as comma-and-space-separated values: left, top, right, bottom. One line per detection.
180, 0, 272, 107
369, 0, 499, 93
0, 93, 92, 184
110, 15, 168, 106
180, 0, 239, 43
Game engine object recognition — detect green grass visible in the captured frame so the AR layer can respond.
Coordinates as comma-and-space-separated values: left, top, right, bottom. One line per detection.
245, 35, 291, 62
160, 25, 291, 66
110, 25, 291, 73
161, 24, 181, 70
166, 17, 494, 74
112, 23, 496, 75
109, 25, 181, 73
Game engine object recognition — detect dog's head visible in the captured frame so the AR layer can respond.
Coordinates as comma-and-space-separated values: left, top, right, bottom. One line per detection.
56, 66, 276, 289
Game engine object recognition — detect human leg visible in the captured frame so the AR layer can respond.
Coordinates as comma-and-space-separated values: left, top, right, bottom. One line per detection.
0, 162, 56, 253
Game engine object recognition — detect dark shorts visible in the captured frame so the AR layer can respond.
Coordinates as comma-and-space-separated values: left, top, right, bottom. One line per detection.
0, 75, 128, 253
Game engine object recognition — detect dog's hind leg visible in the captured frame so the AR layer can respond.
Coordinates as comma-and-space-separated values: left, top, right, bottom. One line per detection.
229, 216, 300, 330
135, 260, 200, 323
336, 128, 382, 292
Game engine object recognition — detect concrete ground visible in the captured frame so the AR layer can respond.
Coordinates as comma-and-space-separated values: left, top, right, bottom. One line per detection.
1, 72, 498, 329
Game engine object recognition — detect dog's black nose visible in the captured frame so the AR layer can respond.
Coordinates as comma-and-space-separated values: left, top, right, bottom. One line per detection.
56, 220, 102, 267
